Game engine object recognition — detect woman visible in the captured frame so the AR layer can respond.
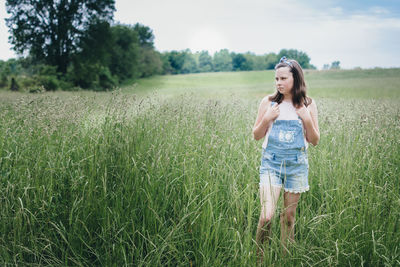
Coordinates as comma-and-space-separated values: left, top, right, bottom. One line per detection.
252, 57, 320, 256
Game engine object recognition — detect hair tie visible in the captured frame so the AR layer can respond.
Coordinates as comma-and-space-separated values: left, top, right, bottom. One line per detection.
279, 56, 293, 67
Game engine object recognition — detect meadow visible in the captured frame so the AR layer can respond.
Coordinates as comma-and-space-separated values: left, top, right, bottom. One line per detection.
0, 68, 399, 266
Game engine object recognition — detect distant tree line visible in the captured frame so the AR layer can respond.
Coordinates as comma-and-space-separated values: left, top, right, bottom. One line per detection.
323, 61, 341, 70
2, 0, 317, 91
160, 48, 316, 75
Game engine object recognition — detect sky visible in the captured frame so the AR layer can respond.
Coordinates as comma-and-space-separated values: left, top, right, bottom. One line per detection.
1, 0, 400, 69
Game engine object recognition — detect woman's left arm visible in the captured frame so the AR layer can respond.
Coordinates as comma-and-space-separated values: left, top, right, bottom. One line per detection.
296, 101, 320, 146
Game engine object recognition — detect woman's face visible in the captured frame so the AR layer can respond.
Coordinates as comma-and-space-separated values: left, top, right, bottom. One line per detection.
275, 67, 294, 97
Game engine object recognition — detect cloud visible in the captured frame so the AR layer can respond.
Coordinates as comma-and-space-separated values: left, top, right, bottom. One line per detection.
368, 6, 391, 16
0, 4, 17, 60
1, 0, 399, 68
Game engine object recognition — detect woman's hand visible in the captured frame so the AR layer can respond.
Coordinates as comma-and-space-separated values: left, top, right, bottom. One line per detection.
263, 103, 280, 122
296, 105, 312, 123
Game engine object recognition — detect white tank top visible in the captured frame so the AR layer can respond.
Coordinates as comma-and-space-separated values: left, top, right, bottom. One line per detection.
262, 100, 308, 149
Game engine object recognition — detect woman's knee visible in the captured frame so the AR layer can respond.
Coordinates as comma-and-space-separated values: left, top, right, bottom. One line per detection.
259, 213, 274, 227
280, 210, 296, 226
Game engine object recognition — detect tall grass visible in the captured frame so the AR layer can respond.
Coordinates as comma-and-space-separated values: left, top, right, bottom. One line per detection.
0, 69, 399, 266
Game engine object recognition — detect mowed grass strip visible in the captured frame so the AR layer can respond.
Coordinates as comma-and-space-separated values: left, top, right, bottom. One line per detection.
125, 68, 400, 99
0, 69, 399, 266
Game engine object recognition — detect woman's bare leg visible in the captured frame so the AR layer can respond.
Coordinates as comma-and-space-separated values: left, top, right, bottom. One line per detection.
256, 184, 281, 255
280, 192, 301, 250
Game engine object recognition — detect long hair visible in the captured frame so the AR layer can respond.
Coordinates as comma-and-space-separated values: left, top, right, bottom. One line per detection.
269, 59, 312, 108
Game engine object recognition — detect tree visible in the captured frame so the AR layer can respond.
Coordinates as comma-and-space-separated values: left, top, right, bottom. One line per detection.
70, 19, 115, 88
133, 23, 155, 48
232, 53, 251, 71
160, 53, 174, 74
265, 53, 278, 69
138, 48, 162, 77
108, 24, 140, 81
181, 51, 198, 74
10, 77, 19, 91
198, 51, 213, 72
213, 49, 232, 72
330, 61, 340, 69
166, 51, 186, 74
133, 23, 162, 77
5, 0, 115, 74
0, 61, 9, 87
278, 49, 313, 69
244, 53, 266, 70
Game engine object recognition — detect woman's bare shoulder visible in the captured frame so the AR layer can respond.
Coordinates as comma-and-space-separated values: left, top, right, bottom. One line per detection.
309, 98, 317, 108
307, 98, 318, 115
257, 95, 272, 111
261, 95, 273, 104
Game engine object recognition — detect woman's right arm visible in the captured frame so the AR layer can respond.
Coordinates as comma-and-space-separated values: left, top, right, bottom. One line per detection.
252, 97, 277, 141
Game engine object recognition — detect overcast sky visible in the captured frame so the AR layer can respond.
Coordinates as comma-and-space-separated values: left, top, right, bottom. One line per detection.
1, 0, 400, 69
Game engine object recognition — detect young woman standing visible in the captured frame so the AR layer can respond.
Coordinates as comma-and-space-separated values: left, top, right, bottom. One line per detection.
252, 57, 320, 256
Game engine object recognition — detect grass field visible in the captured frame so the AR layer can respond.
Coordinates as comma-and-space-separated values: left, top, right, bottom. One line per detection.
0, 68, 399, 266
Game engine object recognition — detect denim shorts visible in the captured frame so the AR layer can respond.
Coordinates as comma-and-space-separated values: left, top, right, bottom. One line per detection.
259, 148, 309, 193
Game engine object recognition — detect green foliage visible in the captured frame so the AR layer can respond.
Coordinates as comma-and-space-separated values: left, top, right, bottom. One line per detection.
97, 66, 118, 90
2, 20, 162, 91
265, 53, 279, 69
213, 49, 233, 72
69, 61, 116, 90
165, 51, 187, 74
244, 52, 267, 70
37, 64, 58, 77
68, 20, 116, 90
138, 48, 163, 77
162, 50, 201, 74
0, 58, 24, 77
69, 61, 101, 89
232, 53, 251, 71
108, 24, 140, 81
278, 49, 314, 69
0, 73, 8, 88
331, 61, 341, 69
133, 23, 155, 48
160, 53, 174, 74
5, 0, 115, 74
159, 48, 315, 74
198, 51, 213, 72
19, 76, 38, 89
38, 75, 60, 91
323, 61, 341, 70
78, 20, 113, 67
181, 51, 198, 74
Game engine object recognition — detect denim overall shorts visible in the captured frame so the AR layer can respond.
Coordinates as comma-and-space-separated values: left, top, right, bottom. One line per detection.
259, 102, 309, 193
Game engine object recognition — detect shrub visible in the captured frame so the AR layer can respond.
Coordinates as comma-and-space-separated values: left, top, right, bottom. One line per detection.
97, 66, 118, 90
0, 73, 8, 88
38, 75, 59, 91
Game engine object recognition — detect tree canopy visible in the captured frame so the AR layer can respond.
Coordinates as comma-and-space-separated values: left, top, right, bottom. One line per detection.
6, 0, 115, 74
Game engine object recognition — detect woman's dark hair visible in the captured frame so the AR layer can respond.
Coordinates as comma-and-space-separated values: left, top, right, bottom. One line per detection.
269, 58, 312, 108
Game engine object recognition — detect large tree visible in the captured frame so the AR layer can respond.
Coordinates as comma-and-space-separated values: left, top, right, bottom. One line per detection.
213, 49, 232, 72
198, 51, 213, 72
277, 49, 314, 69
5, 0, 115, 74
